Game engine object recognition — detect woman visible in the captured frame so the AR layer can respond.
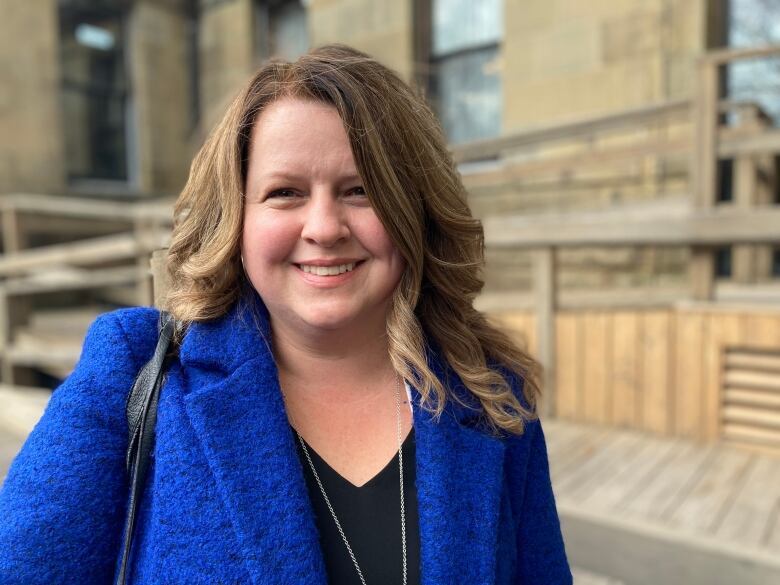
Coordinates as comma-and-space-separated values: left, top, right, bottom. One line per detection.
0, 45, 572, 584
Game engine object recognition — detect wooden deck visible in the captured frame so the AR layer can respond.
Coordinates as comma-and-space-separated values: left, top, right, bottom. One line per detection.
546, 418, 780, 585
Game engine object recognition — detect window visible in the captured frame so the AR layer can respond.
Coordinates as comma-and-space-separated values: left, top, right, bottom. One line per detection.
716, 158, 734, 202
255, 0, 309, 63
715, 247, 733, 278
773, 247, 780, 277
428, 0, 503, 145
58, 1, 130, 182
727, 0, 780, 126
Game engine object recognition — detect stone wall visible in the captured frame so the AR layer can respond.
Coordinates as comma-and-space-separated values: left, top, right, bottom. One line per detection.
130, 0, 193, 194
476, 0, 713, 294
502, 0, 708, 131
0, 0, 736, 295
0, 0, 64, 194
308, 0, 414, 83
0, 0, 194, 196
198, 0, 255, 133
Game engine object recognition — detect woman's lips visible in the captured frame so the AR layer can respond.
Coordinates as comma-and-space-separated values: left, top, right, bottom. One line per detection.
294, 260, 365, 287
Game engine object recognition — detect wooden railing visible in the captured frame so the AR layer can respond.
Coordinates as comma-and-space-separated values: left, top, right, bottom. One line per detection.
451, 99, 691, 165
0, 194, 172, 384
466, 46, 780, 423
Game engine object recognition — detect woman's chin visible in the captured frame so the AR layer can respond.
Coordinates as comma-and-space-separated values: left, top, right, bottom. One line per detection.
267, 300, 389, 338
299, 313, 360, 333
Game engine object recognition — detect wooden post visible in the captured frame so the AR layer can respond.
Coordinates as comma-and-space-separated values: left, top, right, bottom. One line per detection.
733, 106, 774, 283
0, 288, 11, 385
1, 204, 24, 254
693, 59, 719, 209
0, 202, 31, 385
690, 251, 715, 300
534, 247, 556, 417
151, 248, 170, 309
689, 57, 719, 300
133, 215, 155, 307
0, 289, 34, 386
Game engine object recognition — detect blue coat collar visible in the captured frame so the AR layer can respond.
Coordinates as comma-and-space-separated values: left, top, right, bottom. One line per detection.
177, 292, 508, 584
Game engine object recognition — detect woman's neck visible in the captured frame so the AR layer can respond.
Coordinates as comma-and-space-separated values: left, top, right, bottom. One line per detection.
270, 317, 397, 406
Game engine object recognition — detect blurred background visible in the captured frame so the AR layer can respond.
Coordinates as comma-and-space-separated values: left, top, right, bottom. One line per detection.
1, 1, 779, 583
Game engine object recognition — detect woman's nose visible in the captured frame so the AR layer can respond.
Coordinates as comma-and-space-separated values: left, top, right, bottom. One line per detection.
300, 191, 350, 246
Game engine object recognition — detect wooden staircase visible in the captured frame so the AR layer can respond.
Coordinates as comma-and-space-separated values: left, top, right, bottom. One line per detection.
0, 193, 172, 387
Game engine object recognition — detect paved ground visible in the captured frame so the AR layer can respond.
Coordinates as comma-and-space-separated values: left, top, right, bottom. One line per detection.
572, 567, 626, 584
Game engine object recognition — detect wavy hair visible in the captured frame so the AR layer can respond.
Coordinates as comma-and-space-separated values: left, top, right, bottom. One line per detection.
165, 44, 541, 436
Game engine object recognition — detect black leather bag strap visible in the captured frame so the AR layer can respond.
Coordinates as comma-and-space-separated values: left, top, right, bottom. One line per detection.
116, 311, 176, 585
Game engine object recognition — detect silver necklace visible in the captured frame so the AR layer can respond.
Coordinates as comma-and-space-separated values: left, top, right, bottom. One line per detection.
287, 376, 408, 585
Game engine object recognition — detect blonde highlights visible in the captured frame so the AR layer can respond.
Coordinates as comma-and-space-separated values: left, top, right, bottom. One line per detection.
165, 44, 541, 436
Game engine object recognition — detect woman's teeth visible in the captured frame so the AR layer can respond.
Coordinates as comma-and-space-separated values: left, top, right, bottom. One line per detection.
299, 262, 356, 276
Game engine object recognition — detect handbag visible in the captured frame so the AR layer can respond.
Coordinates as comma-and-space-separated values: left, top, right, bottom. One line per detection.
116, 311, 177, 585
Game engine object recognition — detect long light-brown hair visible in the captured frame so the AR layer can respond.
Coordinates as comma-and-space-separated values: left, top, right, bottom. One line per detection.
166, 44, 541, 436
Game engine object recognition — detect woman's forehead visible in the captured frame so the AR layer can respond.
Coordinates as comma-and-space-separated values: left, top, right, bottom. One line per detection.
251, 98, 342, 136
247, 99, 360, 180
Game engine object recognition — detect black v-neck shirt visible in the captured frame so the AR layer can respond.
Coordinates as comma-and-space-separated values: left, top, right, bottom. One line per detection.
293, 426, 421, 585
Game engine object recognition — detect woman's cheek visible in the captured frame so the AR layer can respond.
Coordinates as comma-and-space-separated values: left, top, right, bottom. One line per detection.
242, 214, 299, 267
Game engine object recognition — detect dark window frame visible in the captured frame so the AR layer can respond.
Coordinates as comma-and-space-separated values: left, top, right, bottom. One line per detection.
58, 0, 133, 185
418, 0, 503, 146
715, 246, 733, 279
253, 0, 309, 64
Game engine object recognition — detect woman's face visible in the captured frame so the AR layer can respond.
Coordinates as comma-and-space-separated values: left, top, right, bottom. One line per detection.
241, 98, 405, 337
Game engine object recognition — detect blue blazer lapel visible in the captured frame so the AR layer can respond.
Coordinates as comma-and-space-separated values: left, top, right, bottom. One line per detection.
179, 296, 328, 585
411, 351, 508, 584
178, 294, 508, 585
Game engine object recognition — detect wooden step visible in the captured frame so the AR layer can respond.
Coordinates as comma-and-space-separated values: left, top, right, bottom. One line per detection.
725, 351, 780, 373
722, 405, 780, 430
27, 306, 109, 333
0, 384, 51, 438
4, 306, 117, 380
722, 423, 780, 449
723, 370, 780, 392
721, 347, 780, 453
724, 387, 780, 409
5, 345, 80, 379
3, 266, 139, 296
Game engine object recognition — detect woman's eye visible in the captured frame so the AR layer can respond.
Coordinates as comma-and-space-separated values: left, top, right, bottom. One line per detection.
348, 186, 367, 197
267, 189, 298, 199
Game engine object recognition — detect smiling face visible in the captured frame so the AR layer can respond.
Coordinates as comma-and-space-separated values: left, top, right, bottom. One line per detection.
241, 98, 406, 338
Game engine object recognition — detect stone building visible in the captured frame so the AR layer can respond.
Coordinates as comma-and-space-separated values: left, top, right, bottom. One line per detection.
1, 0, 777, 293
3, 5, 780, 568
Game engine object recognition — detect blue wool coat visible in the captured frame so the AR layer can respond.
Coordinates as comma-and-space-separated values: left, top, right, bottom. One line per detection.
0, 296, 572, 584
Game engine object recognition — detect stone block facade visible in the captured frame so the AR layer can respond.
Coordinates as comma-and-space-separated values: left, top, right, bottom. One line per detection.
0, 0, 64, 194
0, 0, 751, 295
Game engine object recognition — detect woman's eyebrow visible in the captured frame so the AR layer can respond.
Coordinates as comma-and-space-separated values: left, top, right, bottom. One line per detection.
259, 171, 363, 183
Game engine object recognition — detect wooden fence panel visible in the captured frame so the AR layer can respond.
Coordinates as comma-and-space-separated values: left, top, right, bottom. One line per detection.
674, 311, 706, 439
611, 311, 641, 428
582, 312, 610, 424
485, 306, 780, 451
555, 312, 579, 420
741, 313, 780, 348
640, 311, 674, 434
493, 312, 534, 354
